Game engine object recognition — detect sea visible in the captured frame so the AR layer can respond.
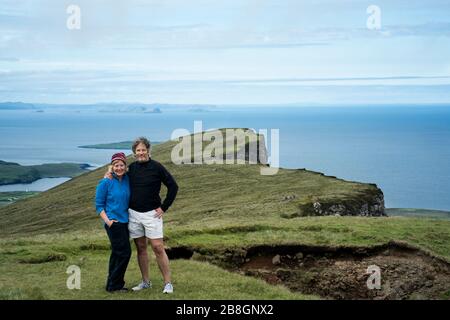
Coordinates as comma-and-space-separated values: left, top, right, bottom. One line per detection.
1, 105, 449, 210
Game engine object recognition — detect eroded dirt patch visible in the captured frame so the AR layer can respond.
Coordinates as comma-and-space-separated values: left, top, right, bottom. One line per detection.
167, 241, 450, 300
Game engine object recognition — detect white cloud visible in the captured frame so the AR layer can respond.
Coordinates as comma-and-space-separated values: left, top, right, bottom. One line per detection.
1, 0, 450, 103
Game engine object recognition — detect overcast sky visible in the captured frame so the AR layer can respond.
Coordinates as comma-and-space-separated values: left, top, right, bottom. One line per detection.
1, 0, 450, 105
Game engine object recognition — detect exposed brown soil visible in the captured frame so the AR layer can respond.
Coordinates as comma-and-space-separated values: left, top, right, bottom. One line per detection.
167, 241, 450, 300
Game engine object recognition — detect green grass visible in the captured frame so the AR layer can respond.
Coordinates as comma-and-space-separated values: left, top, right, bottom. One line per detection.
1, 129, 449, 299
0, 160, 90, 185
0, 234, 314, 300
0, 191, 40, 207
2, 215, 450, 300
442, 290, 450, 300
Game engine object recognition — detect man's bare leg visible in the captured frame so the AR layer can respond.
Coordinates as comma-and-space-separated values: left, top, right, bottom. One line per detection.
150, 238, 171, 283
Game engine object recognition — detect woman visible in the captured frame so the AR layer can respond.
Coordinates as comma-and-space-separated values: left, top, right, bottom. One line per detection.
95, 152, 131, 292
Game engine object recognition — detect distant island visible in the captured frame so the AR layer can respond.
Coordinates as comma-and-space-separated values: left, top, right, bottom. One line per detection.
98, 106, 162, 113
0, 160, 91, 185
187, 107, 212, 112
79, 141, 160, 150
0, 102, 36, 110
0, 101, 218, 113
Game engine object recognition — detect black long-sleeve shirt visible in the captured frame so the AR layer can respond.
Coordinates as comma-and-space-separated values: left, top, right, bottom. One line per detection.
128, 159, 178, 212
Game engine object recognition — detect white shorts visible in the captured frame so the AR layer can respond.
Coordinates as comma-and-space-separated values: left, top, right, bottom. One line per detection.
128, 208, 163, 239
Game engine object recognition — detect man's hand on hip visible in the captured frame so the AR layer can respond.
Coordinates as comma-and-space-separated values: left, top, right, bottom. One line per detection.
154, 207, 164, 219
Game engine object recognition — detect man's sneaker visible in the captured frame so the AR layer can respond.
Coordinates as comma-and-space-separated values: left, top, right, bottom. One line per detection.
163, 282, 173, 294
132, 280, 152, 291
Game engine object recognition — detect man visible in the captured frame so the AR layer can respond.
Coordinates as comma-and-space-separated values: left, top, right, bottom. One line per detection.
109, 137, 178, 294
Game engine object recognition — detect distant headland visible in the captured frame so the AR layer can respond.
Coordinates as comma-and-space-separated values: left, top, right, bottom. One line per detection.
0, 160, 91, 186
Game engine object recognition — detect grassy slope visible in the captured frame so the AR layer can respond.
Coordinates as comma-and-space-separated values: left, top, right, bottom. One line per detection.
1, 129, 449, 299
0, 240, 313, 300
0, 131, 385, 237
0, 192, 39, 207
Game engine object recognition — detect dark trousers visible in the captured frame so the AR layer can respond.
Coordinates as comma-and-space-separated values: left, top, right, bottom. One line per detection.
104, 222, 131, 291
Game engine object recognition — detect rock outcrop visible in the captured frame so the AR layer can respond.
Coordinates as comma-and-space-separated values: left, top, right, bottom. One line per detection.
307, 192, 386, 217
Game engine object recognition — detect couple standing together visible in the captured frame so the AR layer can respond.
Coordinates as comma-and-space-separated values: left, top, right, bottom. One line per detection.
95, 137, 178, 294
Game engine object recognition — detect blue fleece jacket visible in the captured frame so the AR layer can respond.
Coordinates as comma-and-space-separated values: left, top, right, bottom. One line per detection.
95, 174, 130, 223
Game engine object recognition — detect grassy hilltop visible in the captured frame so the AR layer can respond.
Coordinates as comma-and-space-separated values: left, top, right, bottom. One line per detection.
0, 129, 449, 300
